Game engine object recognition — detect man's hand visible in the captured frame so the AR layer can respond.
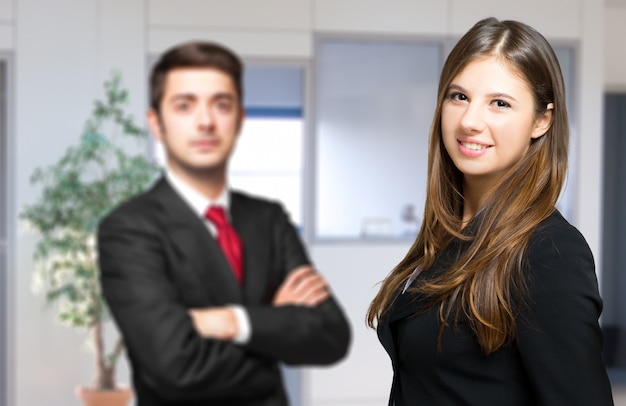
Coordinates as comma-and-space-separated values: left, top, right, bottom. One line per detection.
188, 307, 238, 340
272, 265, 330, 307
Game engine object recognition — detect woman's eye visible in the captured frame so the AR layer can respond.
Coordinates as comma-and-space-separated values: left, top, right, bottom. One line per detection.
493, 100, 511, 108
449, 92, 467, 101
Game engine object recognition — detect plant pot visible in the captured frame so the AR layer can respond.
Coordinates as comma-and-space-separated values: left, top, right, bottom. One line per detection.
75, 385, 133, 406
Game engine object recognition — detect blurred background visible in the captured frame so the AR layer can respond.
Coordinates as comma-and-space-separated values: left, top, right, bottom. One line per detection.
1, 0, 625, 405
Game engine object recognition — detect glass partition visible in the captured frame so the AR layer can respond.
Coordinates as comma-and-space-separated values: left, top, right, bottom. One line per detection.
314, 39, 441, 240
230, 65, 305, 229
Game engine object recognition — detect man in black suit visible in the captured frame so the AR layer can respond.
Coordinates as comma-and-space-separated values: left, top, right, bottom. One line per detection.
97, 41, 351, 406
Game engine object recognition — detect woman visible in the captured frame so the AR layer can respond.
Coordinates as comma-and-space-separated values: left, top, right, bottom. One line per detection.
367, 17, 614, 405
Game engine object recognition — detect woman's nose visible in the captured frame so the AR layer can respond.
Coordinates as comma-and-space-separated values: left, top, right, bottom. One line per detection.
460, 103, 486, 133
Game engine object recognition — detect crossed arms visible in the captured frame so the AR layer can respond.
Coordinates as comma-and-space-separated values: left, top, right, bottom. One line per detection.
189, 265, 331, 340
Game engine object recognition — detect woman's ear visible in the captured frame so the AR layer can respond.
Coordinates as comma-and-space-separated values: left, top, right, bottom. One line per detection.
531, 103, 554, 139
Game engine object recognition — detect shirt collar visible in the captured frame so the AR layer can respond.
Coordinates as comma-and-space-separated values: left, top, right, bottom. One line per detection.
164, 168, 230, 219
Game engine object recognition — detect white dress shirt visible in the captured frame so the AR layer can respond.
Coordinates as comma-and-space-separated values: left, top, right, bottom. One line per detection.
165, 169, 251, 344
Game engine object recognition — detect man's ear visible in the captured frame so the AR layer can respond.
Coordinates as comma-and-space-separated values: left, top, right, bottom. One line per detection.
147, 109, 164, 142
236, 106, 246, 136
531, 103, 554, 139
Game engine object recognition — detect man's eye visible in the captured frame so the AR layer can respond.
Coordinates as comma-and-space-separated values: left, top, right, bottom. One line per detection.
216, 102, 233, 111
175, 102, 190, 111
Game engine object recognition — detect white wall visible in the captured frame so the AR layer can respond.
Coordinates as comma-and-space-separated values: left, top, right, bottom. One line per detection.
314, 0, 448, 35
15, 2, 101, 404
5, 0, 614, 405
147, 0, 313, 58
0, 0, 12, 50
0, 0, 12, 21
308, 243, 408, 405
605, 1, 626, 91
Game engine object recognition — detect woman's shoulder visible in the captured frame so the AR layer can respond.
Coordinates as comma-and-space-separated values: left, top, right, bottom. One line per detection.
526, 209, 597, 291
530, 209, 590, 253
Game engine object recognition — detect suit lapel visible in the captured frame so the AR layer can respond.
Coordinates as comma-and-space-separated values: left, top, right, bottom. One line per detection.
230, 192, 269, 305
150, 178, 242, 304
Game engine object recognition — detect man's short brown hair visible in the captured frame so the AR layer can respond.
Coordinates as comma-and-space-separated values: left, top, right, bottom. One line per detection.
150, 41, 244, 114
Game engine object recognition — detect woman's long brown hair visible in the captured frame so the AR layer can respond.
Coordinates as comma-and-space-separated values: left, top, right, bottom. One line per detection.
366, 17, 569, 354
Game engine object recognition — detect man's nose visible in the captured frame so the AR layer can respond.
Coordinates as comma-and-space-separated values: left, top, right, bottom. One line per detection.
197, 105, 215, 131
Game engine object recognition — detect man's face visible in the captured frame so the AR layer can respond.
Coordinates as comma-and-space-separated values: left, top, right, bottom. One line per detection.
148, 67, 244, 179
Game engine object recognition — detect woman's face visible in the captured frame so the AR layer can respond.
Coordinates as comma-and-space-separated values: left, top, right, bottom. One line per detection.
441, 56, 552, 191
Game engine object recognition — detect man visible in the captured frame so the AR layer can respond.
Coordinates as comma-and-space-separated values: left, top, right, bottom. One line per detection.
98, 41, 351, 406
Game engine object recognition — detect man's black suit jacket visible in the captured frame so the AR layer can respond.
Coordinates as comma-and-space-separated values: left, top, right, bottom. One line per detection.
378, 211, 614, 405
98, 177, 351, 405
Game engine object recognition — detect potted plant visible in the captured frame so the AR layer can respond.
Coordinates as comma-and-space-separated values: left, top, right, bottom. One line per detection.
20, 72, 160, 406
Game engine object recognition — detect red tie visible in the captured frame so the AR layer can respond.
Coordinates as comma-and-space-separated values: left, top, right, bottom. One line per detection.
205, 206, 243, 284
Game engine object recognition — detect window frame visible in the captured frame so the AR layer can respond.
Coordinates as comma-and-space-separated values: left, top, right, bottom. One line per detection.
0, 51, 15, 406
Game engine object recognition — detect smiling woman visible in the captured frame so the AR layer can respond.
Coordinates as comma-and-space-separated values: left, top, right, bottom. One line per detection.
367, 17, 613, 406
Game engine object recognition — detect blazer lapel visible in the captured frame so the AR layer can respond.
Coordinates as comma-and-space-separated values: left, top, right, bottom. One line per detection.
378, 312, 398, 365
150, 178, 242, 304
378, 289, 413, 367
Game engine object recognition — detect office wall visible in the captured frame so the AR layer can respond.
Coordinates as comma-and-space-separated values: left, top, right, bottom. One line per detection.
606, 1, 626, 91
5, 1, 613, 405
148, 0, 313, 58
0, 0, 12, 50
15, 2, 101, 405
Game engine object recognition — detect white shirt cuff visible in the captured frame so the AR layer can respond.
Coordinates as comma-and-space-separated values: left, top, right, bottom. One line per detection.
230, 305, 251, 344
